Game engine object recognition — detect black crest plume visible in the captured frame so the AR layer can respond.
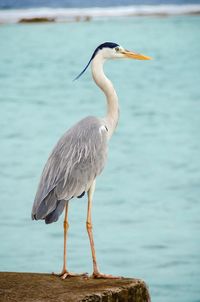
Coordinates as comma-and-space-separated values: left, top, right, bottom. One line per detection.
74, 42, 119, 81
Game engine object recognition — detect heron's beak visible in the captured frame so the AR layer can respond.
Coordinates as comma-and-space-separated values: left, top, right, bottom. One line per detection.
122, 50, 152, 60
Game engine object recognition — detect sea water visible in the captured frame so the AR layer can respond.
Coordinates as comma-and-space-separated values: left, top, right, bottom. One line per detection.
0, 16, 200, 302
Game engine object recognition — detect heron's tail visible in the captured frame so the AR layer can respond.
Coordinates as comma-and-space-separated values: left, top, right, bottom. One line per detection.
32, 189, 66, 224
45, 200, 66, 224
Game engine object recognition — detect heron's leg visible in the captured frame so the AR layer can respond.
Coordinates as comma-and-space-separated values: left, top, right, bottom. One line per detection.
61, 201, 69, 275
86, 181, 121, 279
53, 202, 87, 279
86, 180, 99, 275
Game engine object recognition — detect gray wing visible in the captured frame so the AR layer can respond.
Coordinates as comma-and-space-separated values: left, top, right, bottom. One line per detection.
32, 116, 108, 222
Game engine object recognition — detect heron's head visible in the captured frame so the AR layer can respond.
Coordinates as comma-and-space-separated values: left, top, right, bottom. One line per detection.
74, 42, 152, 80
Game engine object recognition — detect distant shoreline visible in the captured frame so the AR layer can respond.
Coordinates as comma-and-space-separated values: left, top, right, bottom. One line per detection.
0, 5, 200, 24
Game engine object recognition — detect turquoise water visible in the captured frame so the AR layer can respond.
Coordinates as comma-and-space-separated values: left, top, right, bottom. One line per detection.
0, 16, 200, 301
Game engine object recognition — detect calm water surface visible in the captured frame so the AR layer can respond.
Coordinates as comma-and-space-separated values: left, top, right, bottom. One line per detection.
0, 16, 200, 302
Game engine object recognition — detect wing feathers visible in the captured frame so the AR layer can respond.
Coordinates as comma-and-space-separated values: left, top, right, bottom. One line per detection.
32, 116, 107, 222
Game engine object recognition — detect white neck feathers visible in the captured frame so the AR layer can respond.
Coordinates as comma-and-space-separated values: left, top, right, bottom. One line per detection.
91, 53, 119, 139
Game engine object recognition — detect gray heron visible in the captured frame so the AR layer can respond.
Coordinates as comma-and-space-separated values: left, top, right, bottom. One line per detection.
32, 42, 151, 279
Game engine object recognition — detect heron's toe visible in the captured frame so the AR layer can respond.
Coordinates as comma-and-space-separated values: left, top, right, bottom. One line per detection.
92, 272, 122, 279
52, 271, 88, 279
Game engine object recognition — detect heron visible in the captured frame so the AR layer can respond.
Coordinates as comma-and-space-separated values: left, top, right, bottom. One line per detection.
32, 42, 151, 279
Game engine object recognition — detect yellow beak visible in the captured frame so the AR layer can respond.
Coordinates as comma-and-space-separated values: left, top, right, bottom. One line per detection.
122, 50, 152, 60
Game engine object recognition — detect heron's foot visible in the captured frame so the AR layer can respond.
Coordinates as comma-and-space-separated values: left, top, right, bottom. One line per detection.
52, 270, 88, 280
92, 272, 122, 279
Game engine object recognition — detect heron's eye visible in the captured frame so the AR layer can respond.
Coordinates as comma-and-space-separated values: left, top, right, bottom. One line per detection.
115, 46, 120, 52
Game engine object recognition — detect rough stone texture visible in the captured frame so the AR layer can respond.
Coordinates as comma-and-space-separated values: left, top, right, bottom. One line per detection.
0, 272, 151, 302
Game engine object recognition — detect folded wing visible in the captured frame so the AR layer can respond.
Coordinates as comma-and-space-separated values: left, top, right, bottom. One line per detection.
32, 116, 108, 223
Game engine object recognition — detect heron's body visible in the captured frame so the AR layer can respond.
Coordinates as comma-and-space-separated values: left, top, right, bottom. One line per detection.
32, 116, 108, 224
32, 42, 151, 279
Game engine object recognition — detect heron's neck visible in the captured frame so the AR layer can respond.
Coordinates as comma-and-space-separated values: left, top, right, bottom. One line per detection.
91, 55, 119, 139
